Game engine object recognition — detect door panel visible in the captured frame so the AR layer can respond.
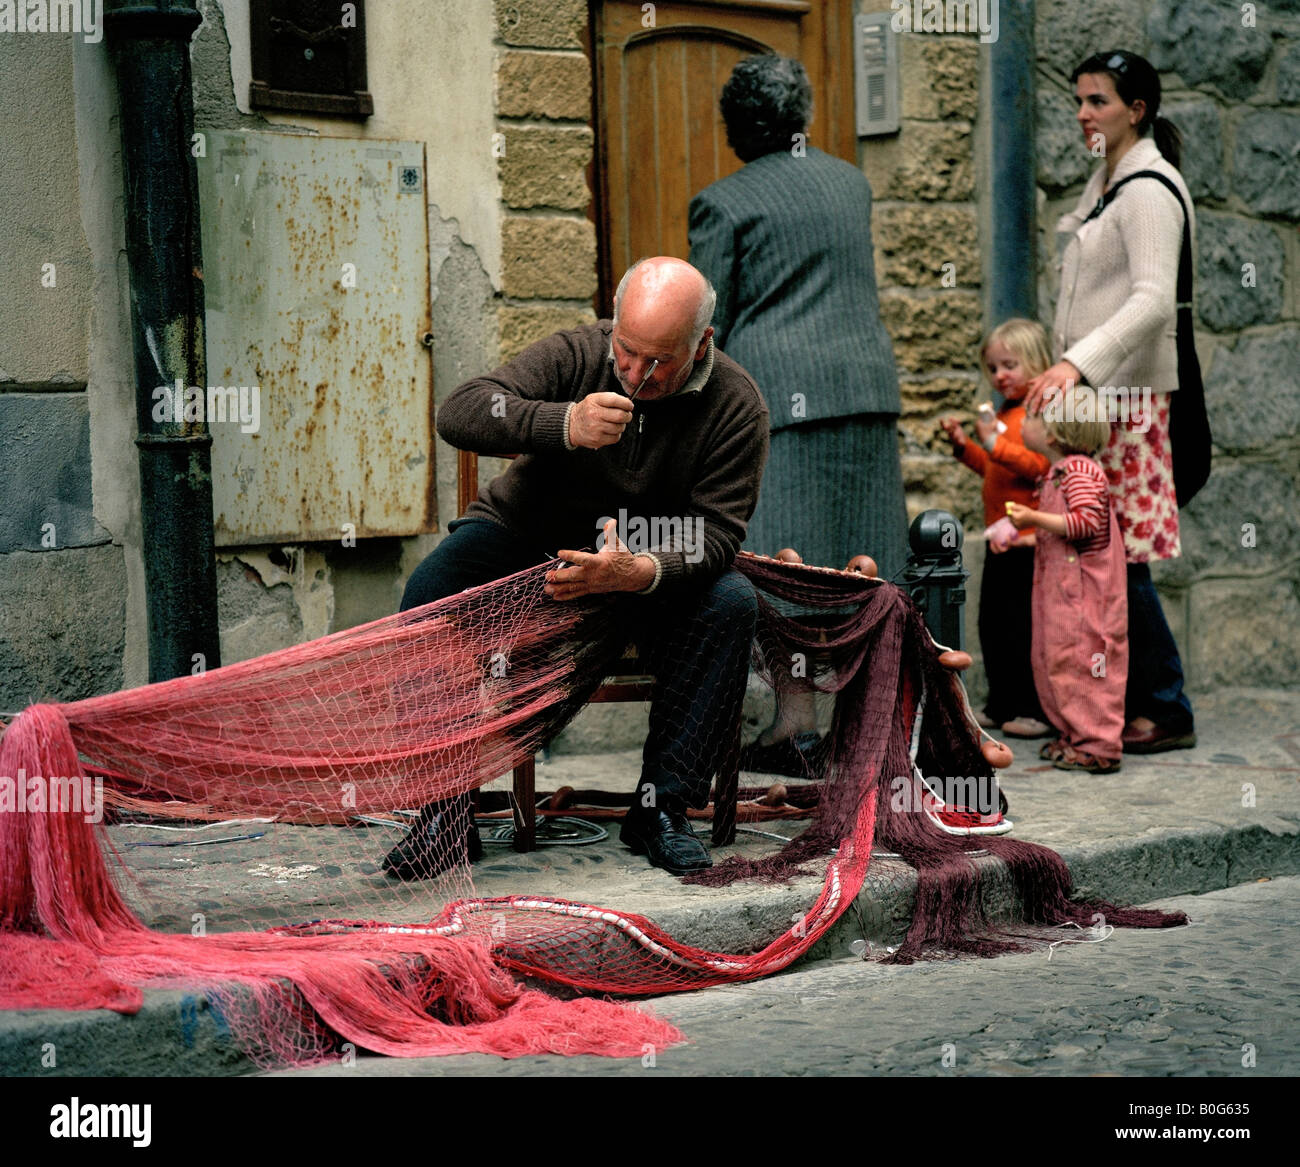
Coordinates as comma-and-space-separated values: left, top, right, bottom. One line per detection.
594, 0, 854, 310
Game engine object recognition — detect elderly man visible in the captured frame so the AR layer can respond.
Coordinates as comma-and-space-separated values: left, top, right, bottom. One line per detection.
383, 257, 769, 879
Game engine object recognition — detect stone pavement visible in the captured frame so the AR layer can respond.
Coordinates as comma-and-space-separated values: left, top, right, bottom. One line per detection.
0, 685, 1296, 1076
271, 875, 1300, 1077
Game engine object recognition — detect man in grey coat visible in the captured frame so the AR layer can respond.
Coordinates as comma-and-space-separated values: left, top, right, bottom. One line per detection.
688, 54, 907, 770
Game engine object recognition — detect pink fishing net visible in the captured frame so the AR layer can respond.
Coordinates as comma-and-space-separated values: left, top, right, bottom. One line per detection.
0, 555, 1184, 1065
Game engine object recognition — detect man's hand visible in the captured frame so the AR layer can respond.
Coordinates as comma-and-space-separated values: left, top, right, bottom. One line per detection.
545, 519, 657, 600
1024, 359, 1082, 415
568, 392, 635, 450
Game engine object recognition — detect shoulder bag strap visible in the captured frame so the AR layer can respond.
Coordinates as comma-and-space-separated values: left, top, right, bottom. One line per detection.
1082, 170, 1193, 314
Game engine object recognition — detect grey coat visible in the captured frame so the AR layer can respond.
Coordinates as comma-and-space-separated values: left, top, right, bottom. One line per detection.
687, 146, 901, 434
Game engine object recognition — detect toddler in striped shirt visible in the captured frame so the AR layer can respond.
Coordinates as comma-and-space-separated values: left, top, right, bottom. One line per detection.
1008, 384, 1128, 773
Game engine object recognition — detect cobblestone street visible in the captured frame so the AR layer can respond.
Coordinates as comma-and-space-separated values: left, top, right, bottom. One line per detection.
277, 875, 1299, 1078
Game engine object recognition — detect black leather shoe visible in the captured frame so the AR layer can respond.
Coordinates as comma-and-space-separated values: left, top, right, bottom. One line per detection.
382, 794, 483, 880
620, 804, 712, 875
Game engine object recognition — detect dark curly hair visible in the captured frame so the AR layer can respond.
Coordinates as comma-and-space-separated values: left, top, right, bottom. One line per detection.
719, 54, 813, 162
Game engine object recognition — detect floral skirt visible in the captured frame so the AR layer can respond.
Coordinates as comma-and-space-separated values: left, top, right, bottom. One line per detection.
1098, 391, 1180, 563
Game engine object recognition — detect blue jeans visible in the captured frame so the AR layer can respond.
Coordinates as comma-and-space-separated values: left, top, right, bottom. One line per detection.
401, 519, 758, 809
1126, 563, 1194, 732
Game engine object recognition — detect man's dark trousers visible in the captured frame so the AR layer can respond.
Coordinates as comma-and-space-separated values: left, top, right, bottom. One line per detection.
401, 519, 758, 809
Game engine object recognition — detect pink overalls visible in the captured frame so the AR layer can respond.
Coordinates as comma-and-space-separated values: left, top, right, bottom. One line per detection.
1030, 457, 1129, 761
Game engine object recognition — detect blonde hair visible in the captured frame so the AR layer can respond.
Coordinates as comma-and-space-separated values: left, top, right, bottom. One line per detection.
979, 318, 1052, 391
1042, 383, 1111, 456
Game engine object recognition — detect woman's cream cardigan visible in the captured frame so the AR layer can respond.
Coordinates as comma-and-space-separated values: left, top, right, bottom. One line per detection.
1053, 137, 1195, 397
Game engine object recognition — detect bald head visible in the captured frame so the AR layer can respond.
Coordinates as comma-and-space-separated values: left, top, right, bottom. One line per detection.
614, 258, 715, 350
609, 258, 716, 401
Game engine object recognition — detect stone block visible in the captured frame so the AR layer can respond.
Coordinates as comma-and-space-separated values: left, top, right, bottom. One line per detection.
898, 374, 983, 456
0, 393, 110, 553
1196, 212, 1284, 333
0, 35, 94, 386
499, 126, 593, 210
1147, 0, 1269, 97
1279, 43, 1300, 104
1173, 460, 1300, 581
1203, 327, 1300, 453
497, 50, 591, 120
1186, 575, 1300, 691
496, 0, 585, 49
497, 304, 598, 363
1233, 111, 1300, 220
1163, 100, 1227, 202
900, 35, 979, 121
0, 545, 126, 708
867, 122, 973, 202
1036, 88, 1095, 194
1035, 0, 1148, 80
873, 203, 979, 288
900, 374, 981, 420
879, 290, 982, 373
501, 217, 598, 299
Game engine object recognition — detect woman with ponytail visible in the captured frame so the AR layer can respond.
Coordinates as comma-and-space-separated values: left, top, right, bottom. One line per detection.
1025, 50, 1197, 755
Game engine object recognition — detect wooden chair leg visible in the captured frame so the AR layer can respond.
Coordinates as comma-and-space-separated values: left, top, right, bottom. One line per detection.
712, 717, 741, 847
511, 755, 536, 853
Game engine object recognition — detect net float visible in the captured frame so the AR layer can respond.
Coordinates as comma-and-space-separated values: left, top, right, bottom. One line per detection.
550, 785, 575, 811
981, 739, 1014, 769
776, 548, 803, 564
844, 555, 878, 577
937, 649, 972, 671
757, 782, 788, 807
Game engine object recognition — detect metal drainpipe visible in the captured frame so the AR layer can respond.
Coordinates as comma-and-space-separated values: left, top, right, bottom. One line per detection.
988, 0, 1038, 323
105, 0, 222, 682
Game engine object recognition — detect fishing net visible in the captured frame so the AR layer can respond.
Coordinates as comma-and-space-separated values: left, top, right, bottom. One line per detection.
0, 554, 1184, 1067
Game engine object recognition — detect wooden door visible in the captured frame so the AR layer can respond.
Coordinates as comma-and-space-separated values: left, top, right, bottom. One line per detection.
592, 0, 855, 312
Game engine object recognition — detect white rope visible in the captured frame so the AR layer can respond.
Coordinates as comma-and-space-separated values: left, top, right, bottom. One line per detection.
1046, 918, 1115, 960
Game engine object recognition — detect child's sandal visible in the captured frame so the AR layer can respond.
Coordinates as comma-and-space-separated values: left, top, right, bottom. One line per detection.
1039, 738, 1068, 762
1053, 747, 1122, 774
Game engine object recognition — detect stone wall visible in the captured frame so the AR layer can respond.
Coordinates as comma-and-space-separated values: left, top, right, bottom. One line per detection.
494, 0, 598, 360
0, 34, 128, 711
1036, 0, 1300, 691
864, 23, 985, 532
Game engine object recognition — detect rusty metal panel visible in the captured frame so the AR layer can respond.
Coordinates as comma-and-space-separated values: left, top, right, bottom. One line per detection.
198, 130, 434, 545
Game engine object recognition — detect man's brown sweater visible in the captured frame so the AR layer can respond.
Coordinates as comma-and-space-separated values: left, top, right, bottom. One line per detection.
436, 321, 769, 593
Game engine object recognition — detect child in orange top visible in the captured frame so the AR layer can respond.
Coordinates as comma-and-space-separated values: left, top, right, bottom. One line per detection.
941, 319, 1052, 738
1009, 384, 1128, 773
